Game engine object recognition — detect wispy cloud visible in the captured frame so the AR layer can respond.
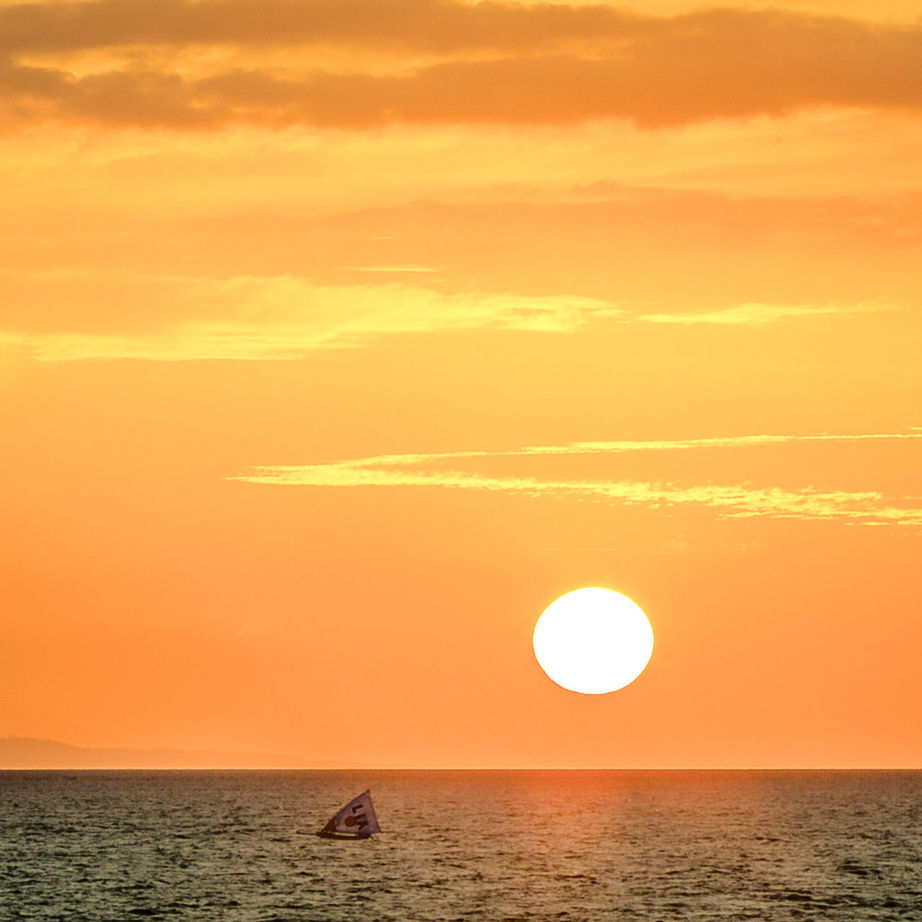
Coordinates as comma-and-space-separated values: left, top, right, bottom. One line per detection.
0, 263, 894, 361
637, 302, 892, 325
231, 432, 922, 528
0, 273, 622, 361
516, 432, 922, 456
343, 265, 440, 274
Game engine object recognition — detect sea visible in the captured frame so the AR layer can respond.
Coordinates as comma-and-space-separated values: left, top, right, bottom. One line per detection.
1, 770, 920, 921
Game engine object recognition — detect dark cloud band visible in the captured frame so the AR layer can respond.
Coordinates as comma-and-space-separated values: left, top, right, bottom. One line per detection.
1, 0, 643, 54
2, 2, 920, 129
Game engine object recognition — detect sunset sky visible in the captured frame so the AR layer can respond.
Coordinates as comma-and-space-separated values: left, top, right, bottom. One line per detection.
2, 0, 920, 768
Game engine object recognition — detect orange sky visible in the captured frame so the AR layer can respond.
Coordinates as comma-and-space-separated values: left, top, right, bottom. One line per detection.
1, 0, 920, 768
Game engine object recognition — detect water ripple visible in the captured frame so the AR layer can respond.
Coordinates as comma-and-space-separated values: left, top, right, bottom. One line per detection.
0, 770, 919, 921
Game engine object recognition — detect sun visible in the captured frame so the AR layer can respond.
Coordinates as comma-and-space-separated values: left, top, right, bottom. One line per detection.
533, 588, 654, 694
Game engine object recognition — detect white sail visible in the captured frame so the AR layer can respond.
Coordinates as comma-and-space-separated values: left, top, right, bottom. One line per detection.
317, 790, 381, 838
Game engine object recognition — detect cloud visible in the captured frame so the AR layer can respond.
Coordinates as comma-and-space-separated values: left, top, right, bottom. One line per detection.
2, 4, 921, 129
0, 266, 893, 361
520, 432, 922, 455
1, 0, 639, 55
231, 432, 922, 528
637, 302, 893, 324
0, 272, 623, 360
344, 265, 440, 274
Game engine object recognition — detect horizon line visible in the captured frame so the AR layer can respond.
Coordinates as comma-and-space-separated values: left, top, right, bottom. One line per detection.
3, 766, 920, 772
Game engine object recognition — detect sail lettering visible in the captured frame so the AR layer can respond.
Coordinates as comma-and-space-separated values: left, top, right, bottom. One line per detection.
317, 790, 380, 839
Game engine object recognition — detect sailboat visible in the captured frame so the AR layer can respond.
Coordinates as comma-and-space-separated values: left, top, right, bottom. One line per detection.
316, 790, 381, 840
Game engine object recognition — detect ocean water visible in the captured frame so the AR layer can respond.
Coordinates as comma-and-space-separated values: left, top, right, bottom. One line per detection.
1, 770, 920, 921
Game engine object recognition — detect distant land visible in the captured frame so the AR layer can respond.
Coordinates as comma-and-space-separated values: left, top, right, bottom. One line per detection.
0, 737, 312, 770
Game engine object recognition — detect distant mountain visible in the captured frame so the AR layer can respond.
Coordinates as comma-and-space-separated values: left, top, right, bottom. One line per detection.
0, 737, 310, 769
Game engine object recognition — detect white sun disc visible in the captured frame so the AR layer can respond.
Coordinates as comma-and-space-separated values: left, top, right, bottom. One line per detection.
533, 588, 654, 694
